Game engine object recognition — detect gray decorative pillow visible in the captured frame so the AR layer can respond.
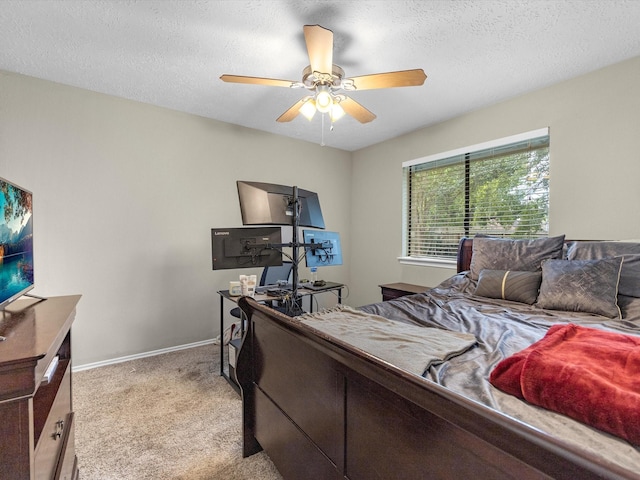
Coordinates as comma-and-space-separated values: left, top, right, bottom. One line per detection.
536, 258, 623, 318
469, 235, 565, 280
475, 269, 542, 304
566, 241, 640, 298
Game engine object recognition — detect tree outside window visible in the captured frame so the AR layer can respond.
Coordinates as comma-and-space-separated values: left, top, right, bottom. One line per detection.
402, 130, 550, 262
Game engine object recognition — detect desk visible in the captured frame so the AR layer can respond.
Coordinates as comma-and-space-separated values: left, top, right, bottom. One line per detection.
217, 285, 344, 392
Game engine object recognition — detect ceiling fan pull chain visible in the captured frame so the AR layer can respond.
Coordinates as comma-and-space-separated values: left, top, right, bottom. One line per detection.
321, 113, 326, 146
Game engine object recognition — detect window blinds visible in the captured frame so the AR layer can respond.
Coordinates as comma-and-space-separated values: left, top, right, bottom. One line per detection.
403, 129, 550, 261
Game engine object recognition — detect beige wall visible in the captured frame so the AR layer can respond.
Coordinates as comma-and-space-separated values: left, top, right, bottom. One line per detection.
349, 55, 640, 307
2, 55, 639, 366
0, 71, 351, 367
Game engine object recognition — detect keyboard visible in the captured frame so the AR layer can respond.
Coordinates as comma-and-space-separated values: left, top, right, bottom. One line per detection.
255, 285, 294, 295
266, 289, 290, 297
257, 283, 309, 293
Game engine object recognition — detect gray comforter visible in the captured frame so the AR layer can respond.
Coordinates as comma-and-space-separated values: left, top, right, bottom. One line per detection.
360, 273, 640, 474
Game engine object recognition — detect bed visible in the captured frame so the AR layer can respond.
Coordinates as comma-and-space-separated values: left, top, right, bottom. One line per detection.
235, 236, 640, 479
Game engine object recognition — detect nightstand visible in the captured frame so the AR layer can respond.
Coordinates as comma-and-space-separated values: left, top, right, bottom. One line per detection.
379, 282, 430, 301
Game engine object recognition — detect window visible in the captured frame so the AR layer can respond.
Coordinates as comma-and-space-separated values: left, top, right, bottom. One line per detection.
401, 128, 550, 266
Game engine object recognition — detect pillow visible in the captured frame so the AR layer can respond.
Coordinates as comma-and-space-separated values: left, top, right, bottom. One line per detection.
536, 258, 623, 318
566, 241, 640, 298
475, 270, 542, 304
469, 235, 565, 280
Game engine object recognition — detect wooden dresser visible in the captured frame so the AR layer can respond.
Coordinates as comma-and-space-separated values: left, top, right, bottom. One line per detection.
0, 295, 81, 480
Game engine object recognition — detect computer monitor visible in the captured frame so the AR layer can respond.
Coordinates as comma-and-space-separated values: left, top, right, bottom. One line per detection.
303, 230, 343, 268
237, 181, 325, 229
261, 261, 293, 285
211, 226, 283, 270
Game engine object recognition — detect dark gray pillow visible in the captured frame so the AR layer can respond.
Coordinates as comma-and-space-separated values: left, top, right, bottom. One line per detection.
475, 269, 542, 304
536, 258, 623, 319
566, 241, 640, 298
469, 235, 565, 280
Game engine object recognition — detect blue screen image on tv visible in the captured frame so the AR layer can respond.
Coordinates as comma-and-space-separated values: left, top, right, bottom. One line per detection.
0, 177, 34, 308
303, 230, 343, 268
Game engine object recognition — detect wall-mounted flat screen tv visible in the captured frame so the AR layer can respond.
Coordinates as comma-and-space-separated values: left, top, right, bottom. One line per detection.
211, 226, 283, 270
237, 181, 325, 229
303, 230, 343, 268
0, 177, 34, 309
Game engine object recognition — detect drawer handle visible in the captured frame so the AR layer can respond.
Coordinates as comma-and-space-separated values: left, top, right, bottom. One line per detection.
52, 419, 64, 440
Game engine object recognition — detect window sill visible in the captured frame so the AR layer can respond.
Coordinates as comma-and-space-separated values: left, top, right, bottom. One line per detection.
397, 256, 457, 269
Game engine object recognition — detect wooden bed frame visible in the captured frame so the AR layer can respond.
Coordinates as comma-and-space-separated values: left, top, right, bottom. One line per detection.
235, 237, 638, 480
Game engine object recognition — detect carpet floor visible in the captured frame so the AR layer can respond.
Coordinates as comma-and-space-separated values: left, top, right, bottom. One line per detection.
73, 343, 283, 479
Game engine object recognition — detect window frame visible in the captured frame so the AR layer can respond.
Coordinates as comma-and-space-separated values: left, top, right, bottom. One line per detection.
399, 127, 550, 268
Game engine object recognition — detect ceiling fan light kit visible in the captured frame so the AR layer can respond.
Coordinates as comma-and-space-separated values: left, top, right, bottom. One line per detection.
299, 97, 346, 122
329, 102, 345, 122
314, 84, 333, 113
299, 99, 317, 121
220, 24, 427, 137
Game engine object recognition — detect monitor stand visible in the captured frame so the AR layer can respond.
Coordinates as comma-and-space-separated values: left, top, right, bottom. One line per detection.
24, 292, 48, 303
1, 293, 48, 314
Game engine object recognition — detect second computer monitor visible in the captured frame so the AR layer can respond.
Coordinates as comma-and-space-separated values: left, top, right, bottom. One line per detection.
303, 230, 343, 268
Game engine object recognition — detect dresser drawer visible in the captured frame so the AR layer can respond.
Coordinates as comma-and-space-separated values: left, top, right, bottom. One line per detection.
54, 411, 77, 480
34, 363, 72, 480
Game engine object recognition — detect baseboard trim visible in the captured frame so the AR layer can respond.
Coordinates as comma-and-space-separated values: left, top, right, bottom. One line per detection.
72, 338, 217, 372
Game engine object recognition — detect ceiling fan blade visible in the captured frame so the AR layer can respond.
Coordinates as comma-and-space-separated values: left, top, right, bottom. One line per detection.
276, 99, 308, 122
220, 74, 294, 88
340, 97, 376, 124
349, 69, 427, 90
303, 25, 333, 74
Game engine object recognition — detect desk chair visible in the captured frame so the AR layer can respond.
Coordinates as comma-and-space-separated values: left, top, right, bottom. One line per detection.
230, 261, 293, 319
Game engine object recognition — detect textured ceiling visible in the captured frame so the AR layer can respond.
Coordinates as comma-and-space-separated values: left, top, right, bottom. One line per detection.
2, 0, 640, 151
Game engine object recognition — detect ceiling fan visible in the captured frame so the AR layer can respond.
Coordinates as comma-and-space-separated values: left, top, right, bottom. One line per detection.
220, 25, 427, 124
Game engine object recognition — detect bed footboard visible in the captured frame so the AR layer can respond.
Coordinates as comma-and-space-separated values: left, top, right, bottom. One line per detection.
236, 297, 635, 480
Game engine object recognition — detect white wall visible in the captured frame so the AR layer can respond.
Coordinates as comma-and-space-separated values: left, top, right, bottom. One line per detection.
0, 71, 351, 367
349, 55, 640, 307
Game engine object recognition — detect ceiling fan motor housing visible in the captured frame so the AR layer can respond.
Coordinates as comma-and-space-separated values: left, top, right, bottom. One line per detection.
301, 64, 347, 90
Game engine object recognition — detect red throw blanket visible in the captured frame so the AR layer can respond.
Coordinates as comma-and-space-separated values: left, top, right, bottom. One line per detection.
490, 323, 640, 445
